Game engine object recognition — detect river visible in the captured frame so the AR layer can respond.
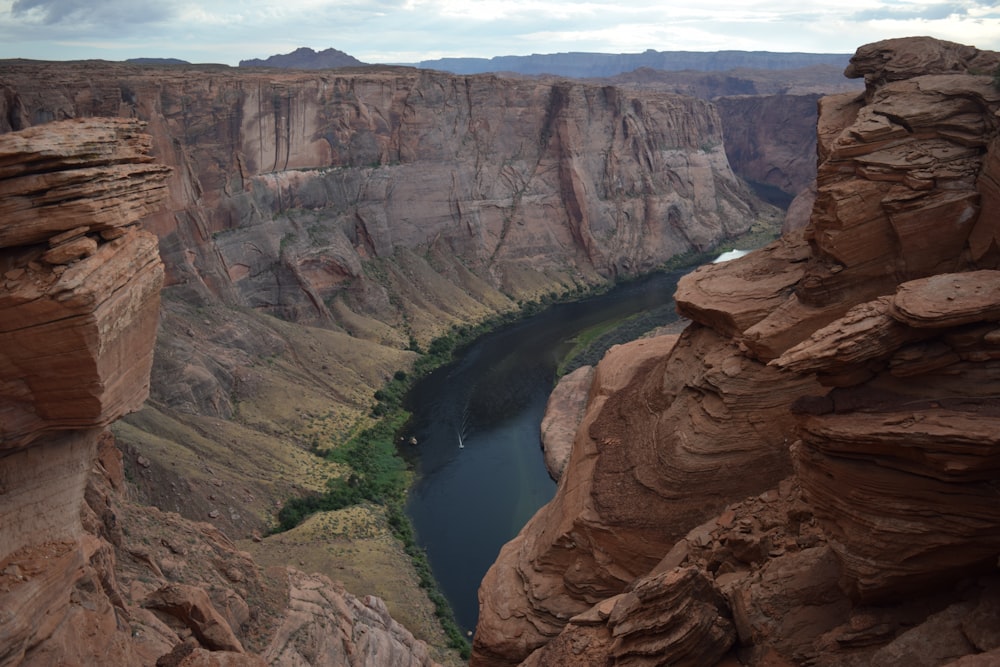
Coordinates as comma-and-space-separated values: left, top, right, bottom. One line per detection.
402, 270, 688, 633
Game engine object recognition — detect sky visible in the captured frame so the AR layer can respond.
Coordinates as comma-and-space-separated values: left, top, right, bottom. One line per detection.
0, 0, 998, 66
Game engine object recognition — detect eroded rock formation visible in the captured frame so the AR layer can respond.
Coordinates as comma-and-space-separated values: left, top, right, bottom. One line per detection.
0, 60, 775, 550
0, 119, 440, 666
474, 36, 1000, 667
0, 116, 166, 567
0, 60, 764, 329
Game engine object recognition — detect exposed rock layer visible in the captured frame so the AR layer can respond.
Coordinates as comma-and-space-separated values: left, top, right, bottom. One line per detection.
0, 120, 439, 667
0, 59, 765, 329
0, 61, 776, 550
473, 36, 1000, 667
0, 117, 165, 557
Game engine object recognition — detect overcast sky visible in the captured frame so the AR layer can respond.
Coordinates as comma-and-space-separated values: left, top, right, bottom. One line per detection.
0, 0, 997, 65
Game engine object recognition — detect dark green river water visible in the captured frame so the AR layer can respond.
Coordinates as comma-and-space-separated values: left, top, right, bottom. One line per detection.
402, 270, 688, 633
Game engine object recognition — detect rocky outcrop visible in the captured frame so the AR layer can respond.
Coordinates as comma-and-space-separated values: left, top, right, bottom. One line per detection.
264, 572, 439, 666
474, 36, 1000, 666
0, 117, 163, 666
773, 270, 1000, 601
539, 365, 594, 480
0, 117, 166, 561
0, 119, 441, 666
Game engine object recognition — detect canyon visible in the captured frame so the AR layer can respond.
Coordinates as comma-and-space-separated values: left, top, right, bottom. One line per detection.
0, 50, 781, 665
472, 36, 1000, 666
1, 33, 996, 666
0, 56, 775, 556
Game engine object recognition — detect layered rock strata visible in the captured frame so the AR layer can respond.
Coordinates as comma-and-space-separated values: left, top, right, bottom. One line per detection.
0, 60, 774, 547
774, 270, 1000, 601
0, 60, 764, 331
0, 119, 439, 666
0, 117, 166, 560
474, 36, 1000, 666
0, 117, 165, 665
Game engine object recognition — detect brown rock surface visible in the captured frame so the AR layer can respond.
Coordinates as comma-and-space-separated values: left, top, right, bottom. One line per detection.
0, 59, 775, 559
0, 118, 170, 248
473, 323, 820, 665
539, 365, 595, 480
0, 119, 442, 667
0, 118, 165, 568
778, 274, 1000, 600
0, 118, 165, 450
845, 36, 1000, 86
475, 36, 1000, 667
263, 571, 438, 666
521, 567, 734, 667
144, 584, 246, 653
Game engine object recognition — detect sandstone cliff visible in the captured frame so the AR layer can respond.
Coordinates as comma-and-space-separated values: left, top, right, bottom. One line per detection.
599, 68, 863, 229
0, 59, 772, 661
0, 59, 761, 320
473, 36, 1000, 667
0, 118, 441, 667
0, 61, 769, 538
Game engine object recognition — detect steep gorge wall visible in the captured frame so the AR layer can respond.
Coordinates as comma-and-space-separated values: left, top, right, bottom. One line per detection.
472, 36, 1000, 667
1, 61, 763, 330
0, 61, 771, 544
0, 117, 444, 667
0, 60, 773, 661
714, 93, 821, 207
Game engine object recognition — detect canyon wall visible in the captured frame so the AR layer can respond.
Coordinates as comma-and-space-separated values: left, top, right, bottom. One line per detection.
714, 93, 821, 207
0, 60, 773, 662
473, 36, 1000, 667
0, 60, 772, 545
0, 60, 763, 325
0, 118, 443, 667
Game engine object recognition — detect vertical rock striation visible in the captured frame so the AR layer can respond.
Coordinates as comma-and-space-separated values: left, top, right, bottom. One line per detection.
0, 61, 766, 334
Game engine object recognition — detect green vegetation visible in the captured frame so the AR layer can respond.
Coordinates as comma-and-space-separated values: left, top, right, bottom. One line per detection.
559, 303, 680, 376
274, 217, 783, 656
276, 406, 471, 658
276, 411, 409, 531
556, 317, 625, 376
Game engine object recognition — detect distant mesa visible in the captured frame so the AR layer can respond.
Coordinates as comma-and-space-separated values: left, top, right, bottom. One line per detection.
126, 57, 190, 65
413, 49, 853, 78
234, 46, 852, 79
239, 46, 366, 69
